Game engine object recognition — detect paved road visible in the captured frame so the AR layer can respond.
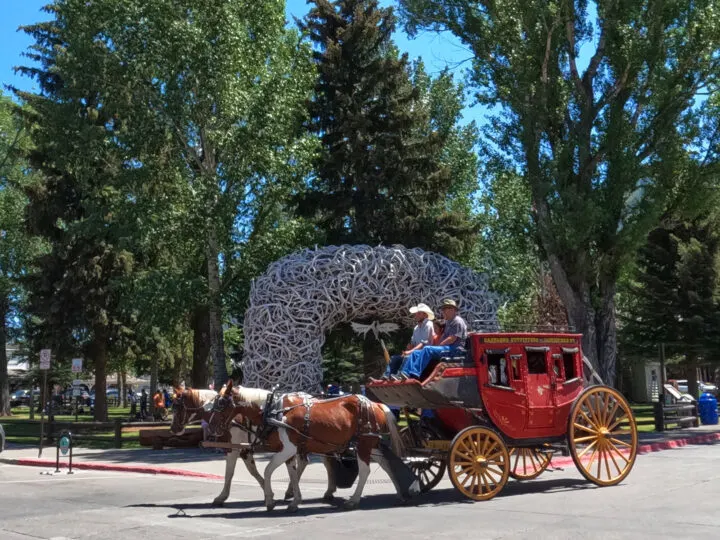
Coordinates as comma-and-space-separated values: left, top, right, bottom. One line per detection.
1, 443, 718, 540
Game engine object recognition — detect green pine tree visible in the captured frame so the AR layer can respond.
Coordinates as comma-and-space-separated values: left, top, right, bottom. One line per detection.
15, 5, 136, 421
297, 0, 475, 259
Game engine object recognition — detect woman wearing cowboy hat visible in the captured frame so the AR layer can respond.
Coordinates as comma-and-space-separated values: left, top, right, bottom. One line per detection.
380, 303, 436, 380
399, 299, 468, 379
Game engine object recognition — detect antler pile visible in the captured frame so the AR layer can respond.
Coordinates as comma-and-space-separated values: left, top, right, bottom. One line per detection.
243, 244, 500, 391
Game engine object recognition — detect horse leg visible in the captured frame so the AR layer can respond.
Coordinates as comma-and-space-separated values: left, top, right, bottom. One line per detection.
242, 451, 265, 489
263, 428, 297, 512
285, 454, 303, 513
213, 446, 239, 506
285, 454, 308, 500
344, 441, 372, 511
322, 456, 337, 502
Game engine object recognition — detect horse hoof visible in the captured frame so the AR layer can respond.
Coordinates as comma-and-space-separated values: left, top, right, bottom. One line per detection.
212, 499, 225, 507
266, 503, 276, 512
322, 493, 335, 503
343, 500, 359, 511
287, 505, 299, 514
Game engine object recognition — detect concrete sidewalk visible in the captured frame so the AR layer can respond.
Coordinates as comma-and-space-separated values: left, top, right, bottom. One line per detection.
2, 424, 720, 482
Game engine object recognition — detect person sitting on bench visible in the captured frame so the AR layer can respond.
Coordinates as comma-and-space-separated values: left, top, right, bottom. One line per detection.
381, 303, 436, 380
399, 299, 468, 380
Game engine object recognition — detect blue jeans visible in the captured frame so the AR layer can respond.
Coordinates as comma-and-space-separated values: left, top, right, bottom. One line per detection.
400, 345, 459, 378
383, 354, 404, 377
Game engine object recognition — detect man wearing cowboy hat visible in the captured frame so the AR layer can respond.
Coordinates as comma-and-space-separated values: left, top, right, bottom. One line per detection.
399, 299, 468, 379
381, 303, 436, 380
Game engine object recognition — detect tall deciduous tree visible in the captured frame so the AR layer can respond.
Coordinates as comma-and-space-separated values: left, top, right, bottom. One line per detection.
298, 0, 475, 260
0, 92, 45, 416
400, 0, 720, 383
89, 0, 316, 389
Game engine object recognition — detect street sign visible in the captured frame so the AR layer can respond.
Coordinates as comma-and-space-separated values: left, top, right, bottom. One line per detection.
59, 435, 71, 456
72, 379, 82, 386
39, 349, 51, 370
71, 358, 83, 373
72, 387, 81, 397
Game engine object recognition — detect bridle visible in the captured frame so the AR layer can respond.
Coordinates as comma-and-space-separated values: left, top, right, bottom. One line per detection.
171, 392, 207, 431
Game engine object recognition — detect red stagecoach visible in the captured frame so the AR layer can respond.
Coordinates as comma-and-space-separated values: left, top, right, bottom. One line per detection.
366, 332, 638, 501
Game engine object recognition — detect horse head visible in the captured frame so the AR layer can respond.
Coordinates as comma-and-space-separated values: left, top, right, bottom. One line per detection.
170, 387, 216, 435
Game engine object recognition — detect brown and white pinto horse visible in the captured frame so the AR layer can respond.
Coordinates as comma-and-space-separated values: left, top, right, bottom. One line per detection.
170, 387, 273, 501
208, 380, 411, 511
208, 383, 338, 506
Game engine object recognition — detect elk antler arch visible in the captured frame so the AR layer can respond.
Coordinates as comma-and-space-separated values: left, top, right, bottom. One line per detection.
242, 245, 501, 391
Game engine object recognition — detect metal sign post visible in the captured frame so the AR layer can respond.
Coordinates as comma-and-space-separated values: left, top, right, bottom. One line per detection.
73, 379, 82, 422
71, 361, 83, 422
38, 349, 51, 458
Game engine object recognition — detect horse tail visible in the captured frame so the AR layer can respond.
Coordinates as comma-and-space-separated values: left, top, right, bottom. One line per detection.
380, 404, 404, 457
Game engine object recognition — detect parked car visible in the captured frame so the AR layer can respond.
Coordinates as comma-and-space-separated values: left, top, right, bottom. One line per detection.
670, 379, 718, 396
10, 389, 28, 407
9, 389, 40, 408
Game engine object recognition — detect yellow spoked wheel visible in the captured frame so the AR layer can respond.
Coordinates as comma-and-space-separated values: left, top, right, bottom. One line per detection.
508, 447, 552, 480
568, 386, 638, 487
448, 426, 509, 501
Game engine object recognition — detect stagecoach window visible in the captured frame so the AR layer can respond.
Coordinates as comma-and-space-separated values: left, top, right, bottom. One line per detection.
510, 355, 521, 380
526, 350, 547, 374
563, 352, 576, 380
487, 353, 509, 386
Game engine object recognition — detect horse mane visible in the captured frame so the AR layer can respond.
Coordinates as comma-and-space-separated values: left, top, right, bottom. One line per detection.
232, 385, 271, 408
185, 388, 217, 408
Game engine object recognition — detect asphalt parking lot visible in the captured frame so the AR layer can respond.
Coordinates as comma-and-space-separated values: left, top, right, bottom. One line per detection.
1, 442, 719, 540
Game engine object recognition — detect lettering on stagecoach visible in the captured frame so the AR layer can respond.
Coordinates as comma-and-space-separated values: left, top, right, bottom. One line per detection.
480, 336, 577, 344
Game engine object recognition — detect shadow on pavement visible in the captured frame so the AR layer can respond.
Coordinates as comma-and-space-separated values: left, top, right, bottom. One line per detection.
136, 477, 595, 520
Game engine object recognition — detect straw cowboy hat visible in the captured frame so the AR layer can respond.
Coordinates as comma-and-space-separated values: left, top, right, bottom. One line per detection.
440, 298, 458, 310
409, 303, 435, 320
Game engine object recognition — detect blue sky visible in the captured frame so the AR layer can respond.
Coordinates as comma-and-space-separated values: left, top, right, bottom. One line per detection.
1, 0, 484, 124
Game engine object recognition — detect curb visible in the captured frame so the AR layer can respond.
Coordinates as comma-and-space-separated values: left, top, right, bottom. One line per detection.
548, 431, 720, 468
0, 457, 223, 480
2, 431, 719, 479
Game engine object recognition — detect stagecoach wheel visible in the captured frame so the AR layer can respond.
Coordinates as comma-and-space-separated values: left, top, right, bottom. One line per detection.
400, 424, 447, 493
568, 385, 638, 487
508, 447, 552, 480
448, 426, 509, 501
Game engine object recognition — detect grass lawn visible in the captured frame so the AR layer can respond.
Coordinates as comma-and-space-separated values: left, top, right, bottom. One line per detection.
1, 406, 157, 449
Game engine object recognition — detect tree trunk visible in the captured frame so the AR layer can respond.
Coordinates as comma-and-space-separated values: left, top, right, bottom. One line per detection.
191, 304, 210, 388
686, 352, 699, 399
90, 328, 109, 421
362, 336, 383, 380
0, 296, 10, 416
546, 257, 618, 387
150, 354, 158, 416
173, 339, 186, 387
116, 371, 121, 409
121, 370, 127, 408
206, 226, 228, 389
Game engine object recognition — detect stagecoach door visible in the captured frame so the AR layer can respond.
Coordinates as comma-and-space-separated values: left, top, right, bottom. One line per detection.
524, 347, 554, 428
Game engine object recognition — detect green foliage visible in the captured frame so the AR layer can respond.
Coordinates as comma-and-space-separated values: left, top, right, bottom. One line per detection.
472, 167, 540, 327
297, 0, 477, 261
400, 0, 720, 382
619, 213, 720, 361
